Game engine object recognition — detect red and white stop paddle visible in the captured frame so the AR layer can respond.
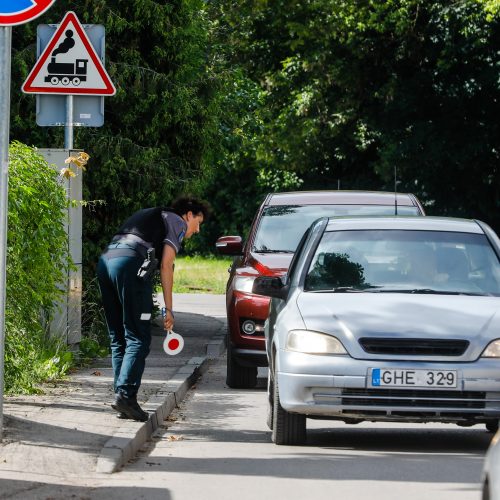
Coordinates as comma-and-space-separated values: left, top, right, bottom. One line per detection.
161, 307, 184, 355
163, 330, 184, 355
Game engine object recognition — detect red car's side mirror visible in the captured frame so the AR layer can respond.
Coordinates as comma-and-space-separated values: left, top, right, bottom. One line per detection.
215, 236, 243, 255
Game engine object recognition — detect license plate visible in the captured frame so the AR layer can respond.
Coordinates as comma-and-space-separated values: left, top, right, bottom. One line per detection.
371, 368, 457, 388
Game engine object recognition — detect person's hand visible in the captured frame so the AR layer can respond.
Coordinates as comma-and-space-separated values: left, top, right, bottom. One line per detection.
164, 309, 174, 331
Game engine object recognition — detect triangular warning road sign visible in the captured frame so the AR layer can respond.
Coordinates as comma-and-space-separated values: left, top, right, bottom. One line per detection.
22, 11, 116, 96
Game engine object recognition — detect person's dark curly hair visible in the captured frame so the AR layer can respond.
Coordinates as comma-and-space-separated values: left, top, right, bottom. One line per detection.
170, 196, 211, 220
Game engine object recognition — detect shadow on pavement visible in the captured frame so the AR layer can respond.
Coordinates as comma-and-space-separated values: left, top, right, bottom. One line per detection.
2, 414, 112, 452
0, 479, 172, 500
124, 450, 486, 484
132, 378, 492, 485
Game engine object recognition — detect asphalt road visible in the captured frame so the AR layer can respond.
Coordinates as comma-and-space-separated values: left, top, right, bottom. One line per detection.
101, 354, 493, 500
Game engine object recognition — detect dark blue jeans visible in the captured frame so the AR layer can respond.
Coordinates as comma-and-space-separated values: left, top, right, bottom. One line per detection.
97, 245, 153, 399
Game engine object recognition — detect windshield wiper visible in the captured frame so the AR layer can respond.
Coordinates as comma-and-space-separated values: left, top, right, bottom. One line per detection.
376, 288, 487, 296
367, 288, 445, 294
311, 285, 383, 293
309, 286, 490, 296
252, 248, 293, 253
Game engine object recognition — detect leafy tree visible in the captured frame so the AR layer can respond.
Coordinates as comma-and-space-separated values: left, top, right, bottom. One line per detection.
10, 0, 225, 269
208, 0, 500, 232
192, 3, 305, 250
8, 0, 500, 255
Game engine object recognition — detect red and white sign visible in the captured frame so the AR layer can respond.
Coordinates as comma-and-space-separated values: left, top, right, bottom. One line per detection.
163, 331, 184, 356
0, 0, 56, 26
22, 11, 116, 95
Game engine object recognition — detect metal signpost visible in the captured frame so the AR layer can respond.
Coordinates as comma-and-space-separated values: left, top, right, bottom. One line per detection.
0, 23, 12, 445
22, 11, 116, 149
0, 0, 57, 440
35, 22, 109, 148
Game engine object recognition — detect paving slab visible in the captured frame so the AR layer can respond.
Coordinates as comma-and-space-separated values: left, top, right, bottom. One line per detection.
0, 293, 226, 477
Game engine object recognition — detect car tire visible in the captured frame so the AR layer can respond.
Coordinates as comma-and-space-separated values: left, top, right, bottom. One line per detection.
483, 477, 490, 500
486, 420, 499, 433
266, 369, 274, 430
272, 374, 306, 445
226, 344, 258, 389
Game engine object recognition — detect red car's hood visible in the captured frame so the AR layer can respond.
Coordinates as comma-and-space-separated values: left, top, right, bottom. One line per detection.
249, 252, 293, 276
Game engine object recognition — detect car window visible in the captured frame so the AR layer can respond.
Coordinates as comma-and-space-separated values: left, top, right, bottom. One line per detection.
252, 205, 420, 253
305, 230, 500, 296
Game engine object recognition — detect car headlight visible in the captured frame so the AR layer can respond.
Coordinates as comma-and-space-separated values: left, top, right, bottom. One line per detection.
286, 330, 347, 355
482, 339, 500, 358
234, 276, 256, 293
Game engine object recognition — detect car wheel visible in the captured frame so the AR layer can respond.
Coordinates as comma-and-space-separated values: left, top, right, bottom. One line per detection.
266, 369, 274, 430
226, 344, 257, 389
486, 420, 499, 433
272, 374, 306, 445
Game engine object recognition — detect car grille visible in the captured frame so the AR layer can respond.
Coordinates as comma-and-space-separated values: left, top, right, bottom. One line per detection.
340, 389, 485, 409
358, 338, 469, 356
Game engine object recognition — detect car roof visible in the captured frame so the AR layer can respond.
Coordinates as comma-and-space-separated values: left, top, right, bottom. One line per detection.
325, 216, 484, 234
266, 190, 418, 207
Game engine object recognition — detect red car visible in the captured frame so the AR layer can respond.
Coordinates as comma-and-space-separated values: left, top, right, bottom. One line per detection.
216, 190, 425, 388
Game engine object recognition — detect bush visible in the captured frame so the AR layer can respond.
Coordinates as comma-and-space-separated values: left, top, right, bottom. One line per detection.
80, 277, 109, 360
4, 142, 73, 393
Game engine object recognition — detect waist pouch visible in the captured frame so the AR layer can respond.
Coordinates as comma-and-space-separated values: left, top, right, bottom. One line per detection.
137, 248, 159, 281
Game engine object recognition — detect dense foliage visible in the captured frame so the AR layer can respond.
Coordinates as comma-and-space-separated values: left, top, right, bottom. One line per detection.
5, 142, 73, 393
10, 0, 499, 255
202, 0, 500, 240
11, 0, 224, 273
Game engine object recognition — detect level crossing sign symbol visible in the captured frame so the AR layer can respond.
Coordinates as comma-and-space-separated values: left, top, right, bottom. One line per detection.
22, 11, 116, 95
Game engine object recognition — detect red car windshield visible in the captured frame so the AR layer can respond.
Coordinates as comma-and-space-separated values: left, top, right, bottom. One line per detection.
252, 204, 420, 253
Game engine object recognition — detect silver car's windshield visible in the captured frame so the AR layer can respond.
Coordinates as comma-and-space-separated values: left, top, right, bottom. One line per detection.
252, 205, 419, 253
305, 230, 500, 296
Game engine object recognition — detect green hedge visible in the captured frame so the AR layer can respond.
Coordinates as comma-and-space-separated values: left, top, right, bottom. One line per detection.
4, 142, 73, 393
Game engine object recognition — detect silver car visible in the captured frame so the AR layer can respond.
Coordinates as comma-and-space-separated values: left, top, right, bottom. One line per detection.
482, 431, 500, 500
253, 216, 500, 445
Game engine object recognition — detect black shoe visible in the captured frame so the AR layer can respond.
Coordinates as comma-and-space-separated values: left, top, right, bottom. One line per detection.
111, 394, 149, 422
111, 393, 137, 412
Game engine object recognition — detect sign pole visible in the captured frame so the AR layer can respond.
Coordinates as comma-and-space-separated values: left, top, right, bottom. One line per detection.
65, 95, 74, 150
0, 0, 56, 442
0, 26, 12, 441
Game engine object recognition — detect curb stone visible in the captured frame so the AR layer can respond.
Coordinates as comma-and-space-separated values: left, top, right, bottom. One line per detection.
96, 355, 210, 474
206, 335, 226, 358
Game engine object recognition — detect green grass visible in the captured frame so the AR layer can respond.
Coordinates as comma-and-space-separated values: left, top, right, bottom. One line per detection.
172, 256, 232, 294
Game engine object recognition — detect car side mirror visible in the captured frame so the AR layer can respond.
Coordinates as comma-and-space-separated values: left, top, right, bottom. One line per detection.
252, 276, 288, 300
216, 236, 243, 256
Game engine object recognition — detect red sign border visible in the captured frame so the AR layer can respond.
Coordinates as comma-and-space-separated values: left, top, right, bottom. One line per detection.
21, 11, 116, 96
0, 0, 56, 27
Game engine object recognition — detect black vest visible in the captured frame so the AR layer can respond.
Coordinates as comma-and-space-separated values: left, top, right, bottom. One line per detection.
116, 207, 175, 262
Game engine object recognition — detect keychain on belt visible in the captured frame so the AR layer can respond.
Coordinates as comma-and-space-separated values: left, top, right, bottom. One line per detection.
161, 307, 184, 355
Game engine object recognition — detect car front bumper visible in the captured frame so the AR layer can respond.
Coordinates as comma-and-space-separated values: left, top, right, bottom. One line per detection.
227, 290, 269, 349
277, 351, 500, 423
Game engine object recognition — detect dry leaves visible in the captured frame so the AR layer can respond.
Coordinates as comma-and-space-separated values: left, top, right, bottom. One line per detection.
165, 435, 184, 441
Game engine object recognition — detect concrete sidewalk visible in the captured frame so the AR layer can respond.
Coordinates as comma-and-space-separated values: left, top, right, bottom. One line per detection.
0, 293, 226, 477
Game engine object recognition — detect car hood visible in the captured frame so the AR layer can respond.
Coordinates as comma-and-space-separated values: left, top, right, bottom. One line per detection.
296, 292, 500, 359
249, 252, 293, 276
